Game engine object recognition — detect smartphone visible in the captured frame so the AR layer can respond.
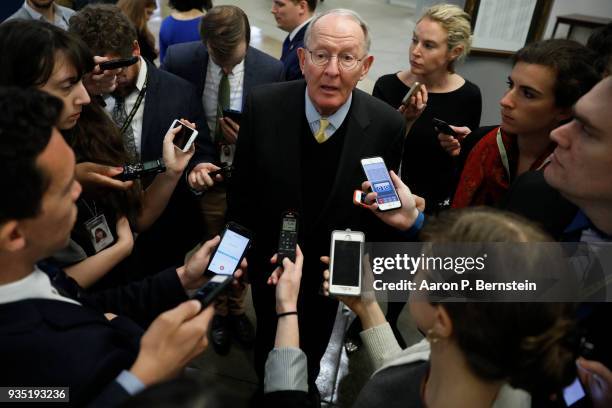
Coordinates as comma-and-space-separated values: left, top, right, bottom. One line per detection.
169, 119, 199, 152
562, 377, 589, 407
277, 211, 298, 265
208, 163, 234, 178
99, 56, 139, 71
222, 109, 242, 125
401, 81, 421, 105
192, 222, 253, 309
432, 117, 458, 137
360, 157, 402, 211
329, 230, 364, 296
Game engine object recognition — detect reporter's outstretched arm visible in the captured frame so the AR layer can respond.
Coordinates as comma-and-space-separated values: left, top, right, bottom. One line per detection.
264, 247, 309, 397
136, 120, 196, 231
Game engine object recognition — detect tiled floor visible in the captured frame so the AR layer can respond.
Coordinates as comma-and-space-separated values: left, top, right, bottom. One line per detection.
149, 1, 424, 406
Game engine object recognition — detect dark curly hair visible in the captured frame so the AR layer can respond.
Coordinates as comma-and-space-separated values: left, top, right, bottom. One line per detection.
69, 4, 137, 58
0, 87, 63, 223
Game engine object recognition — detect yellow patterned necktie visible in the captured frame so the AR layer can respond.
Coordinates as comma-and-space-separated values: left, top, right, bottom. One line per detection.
314, 118, 330, 144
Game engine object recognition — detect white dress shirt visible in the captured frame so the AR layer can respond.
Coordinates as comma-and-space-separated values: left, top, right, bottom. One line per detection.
0, 267, 80, 305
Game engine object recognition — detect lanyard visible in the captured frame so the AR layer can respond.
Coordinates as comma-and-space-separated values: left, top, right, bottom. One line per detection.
496, 127, 511, 181
120, 71, 148, 135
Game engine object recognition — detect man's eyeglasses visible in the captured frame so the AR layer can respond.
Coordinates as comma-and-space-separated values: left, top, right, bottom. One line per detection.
305, 49, 366, 70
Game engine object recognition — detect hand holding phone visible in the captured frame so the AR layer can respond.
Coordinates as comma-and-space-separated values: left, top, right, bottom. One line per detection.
191, 223, 252, 309
432, 118, 458, 137
360, 157, 402, 211
328, 230, 364, 296
401, 81, 422, 105
222, 109, 242, 125
168, 119, 199, 152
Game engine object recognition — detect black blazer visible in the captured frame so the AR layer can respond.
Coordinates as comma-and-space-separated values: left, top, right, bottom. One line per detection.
130, 62, 217, 274
281, 23, 308, 81
161, 41, 285, 111
0, 268, 187, 407
227, 80, 406, 285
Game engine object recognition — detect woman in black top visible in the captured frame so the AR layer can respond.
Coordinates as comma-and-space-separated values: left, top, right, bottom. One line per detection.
373, 3, 481, 214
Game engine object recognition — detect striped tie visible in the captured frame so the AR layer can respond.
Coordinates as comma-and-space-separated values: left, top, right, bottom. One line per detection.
314, 118, 330, 144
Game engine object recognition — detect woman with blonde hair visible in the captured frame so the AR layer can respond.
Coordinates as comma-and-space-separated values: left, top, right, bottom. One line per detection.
117, 0, 158, 62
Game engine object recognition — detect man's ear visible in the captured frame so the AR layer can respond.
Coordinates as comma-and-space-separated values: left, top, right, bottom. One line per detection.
359, 55, 374, 80
132, 40, 141, 57
0, 221, 26, 253
297, 47, 306, 74
433, 305, 453, 339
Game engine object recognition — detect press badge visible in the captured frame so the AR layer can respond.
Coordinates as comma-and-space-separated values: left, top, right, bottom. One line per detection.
85, 214, 114, 253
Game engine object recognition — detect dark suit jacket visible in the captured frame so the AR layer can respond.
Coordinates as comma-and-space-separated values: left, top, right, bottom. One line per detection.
0, 267, 187, 407
228, 80, 405, 284
129, 62, 216, 275
281, 23, 308, 81
161, 41, 285, 113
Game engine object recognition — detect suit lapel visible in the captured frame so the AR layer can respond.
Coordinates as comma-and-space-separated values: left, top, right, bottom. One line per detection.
314, 90, 371, 225
141, 60, 159, 161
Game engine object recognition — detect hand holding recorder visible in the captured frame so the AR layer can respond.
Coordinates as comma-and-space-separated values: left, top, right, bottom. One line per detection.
267, 245, 304, 314
436, 120, 472, 157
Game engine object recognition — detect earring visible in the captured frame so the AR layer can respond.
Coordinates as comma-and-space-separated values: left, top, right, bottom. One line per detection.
426, 329, 440, 344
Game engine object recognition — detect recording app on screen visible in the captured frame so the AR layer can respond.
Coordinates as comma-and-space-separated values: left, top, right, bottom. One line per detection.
208, 230, 249, 276
333, 240, 361, 286
363, 162, 399, 205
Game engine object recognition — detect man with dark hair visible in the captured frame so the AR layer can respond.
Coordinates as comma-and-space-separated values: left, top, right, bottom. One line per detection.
228, 9, 405, 401
5, 0, 75, 30
69, 4, 217, 274
0, 87, 223, 406
271, 0, 317, 81
162, 5, 284, 354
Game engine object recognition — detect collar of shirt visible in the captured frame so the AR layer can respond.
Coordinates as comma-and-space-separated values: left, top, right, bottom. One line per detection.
0, 266, 81, 306
564, 210, 612, 242
209, 57, 245, 79
23, 1, 70, 28
134, 56, 148, 92
305, 89, 352, 142
289, 17, 313, 42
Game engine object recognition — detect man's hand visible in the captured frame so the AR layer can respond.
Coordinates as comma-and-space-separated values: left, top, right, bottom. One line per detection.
438, 125, 471, 157
163, 119, 196, 176
76, 162, 134, 191
178, 235, 247, 291
82, 56, 121, 96
268, 246, 304, 314
219, 117, 239, 145
398, 84, 428, 123
129, 300, 214, 386
357, 170, 423, 231
187, 162, 223, 192
577, 358, 612, 408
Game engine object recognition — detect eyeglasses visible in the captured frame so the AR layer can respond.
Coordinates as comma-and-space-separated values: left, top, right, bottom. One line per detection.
305, 48, 366, 70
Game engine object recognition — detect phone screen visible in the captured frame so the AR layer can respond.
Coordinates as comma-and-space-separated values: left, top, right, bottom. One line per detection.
332, 240, 361, 286
208, 229, 250, 276
563, 377, 586, 406
363, 161, 400, 206
173, 123, 196, 150
282, 218, 297, 232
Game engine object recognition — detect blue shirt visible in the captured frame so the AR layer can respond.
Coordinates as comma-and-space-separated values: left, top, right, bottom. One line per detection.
159, 15, 203, 63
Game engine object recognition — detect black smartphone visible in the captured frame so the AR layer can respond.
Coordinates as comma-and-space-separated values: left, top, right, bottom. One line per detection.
191, 222, 253, 309
222, 109, 242, 125
208, 163, 234, 178
114, 159, 166, 181
432, 117, 458, 137
277, 211, 298, 265
99, 56, 139, 71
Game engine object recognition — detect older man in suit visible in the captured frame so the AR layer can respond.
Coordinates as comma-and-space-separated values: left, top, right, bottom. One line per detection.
69, 4, 217, 276
162, 5, 284, 355
228, 9, 405, 400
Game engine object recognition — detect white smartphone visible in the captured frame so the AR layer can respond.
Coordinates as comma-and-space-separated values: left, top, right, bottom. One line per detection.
360, 157, 402, 211
329, 230, 364, 297
169, 119, 199, 152
401, 81, 421, 105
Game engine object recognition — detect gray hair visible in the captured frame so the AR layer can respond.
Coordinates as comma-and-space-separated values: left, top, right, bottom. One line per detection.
303, 8, 372, 54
